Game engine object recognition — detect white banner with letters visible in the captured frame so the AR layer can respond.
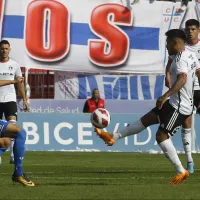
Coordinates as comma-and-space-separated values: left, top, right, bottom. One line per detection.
1, 0, 199, 74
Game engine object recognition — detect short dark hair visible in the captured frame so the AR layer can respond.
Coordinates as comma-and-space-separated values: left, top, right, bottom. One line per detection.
92, 88, 98, 94
165, 29, 186, 42
0, 40, 10, 46
185, 19, 199, 28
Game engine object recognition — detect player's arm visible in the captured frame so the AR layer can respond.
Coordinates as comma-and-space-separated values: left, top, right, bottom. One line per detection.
157, 74, 187, 109
157, 59, 188, 109
163, 73, 186, 98
195, 57, 200, 82
165, 58, 173, 88
0, 76, 24, 86
15, 65, 29, 112
196, 70, 200, 82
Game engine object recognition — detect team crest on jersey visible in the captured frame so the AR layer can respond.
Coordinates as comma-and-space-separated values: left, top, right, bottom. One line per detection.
8, 66, 13, 71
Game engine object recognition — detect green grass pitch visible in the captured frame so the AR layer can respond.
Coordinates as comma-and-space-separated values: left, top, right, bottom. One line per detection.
0, 152, 200, 200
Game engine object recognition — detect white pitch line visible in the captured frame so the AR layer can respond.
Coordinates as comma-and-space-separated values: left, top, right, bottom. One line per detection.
32, 176, 168, 180
0, 172, 55, 175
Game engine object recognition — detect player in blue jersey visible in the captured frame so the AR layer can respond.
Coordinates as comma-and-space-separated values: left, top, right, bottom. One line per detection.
0, 77, 35, 187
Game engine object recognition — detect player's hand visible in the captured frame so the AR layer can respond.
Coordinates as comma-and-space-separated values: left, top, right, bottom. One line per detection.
156, 95, 168, 110
23, 100, 30, 112
14, 76, 24, 84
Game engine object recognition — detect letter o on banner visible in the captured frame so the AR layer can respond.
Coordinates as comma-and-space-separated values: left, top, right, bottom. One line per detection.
25, 0, 70, 61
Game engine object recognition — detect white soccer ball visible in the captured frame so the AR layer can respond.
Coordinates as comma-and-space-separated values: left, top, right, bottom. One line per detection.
91, 108, 111, 129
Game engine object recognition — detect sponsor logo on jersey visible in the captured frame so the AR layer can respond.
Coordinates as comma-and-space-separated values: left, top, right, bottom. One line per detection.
0, 72, 14, 76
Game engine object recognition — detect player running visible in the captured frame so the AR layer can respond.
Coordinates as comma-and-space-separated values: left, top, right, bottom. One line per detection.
95, 29, 200, 184
165, 19, 200, 174
0, 77, 35, 186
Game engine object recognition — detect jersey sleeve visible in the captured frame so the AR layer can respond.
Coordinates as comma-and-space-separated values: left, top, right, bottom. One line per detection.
176, 58, 188, 75
15, 62, 22, 77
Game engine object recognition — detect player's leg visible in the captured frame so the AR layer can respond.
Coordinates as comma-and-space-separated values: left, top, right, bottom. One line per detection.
5, 101, 18, 164
182, 115, 194, 173
7, 117, 16, 164
95, 109, 159, 145
0, 102, 6, 164
0, 138, 10, 162
156, 101, 190, 183
0, 120, 35, 186
194, 90, 200, 115
156, 129, 188, 184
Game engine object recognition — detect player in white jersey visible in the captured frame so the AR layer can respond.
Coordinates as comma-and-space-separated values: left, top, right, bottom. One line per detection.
94, 29, 200, 184
165, 19, 200, 174
0, 40, 29, 164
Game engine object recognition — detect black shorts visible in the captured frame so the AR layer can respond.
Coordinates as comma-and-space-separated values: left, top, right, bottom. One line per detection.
152, 100, 190, 136
193, 90, 200, 109
0, 101, 18, 120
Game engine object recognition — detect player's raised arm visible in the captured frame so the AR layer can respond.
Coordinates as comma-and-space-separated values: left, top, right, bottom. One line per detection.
0, 76, 24, 86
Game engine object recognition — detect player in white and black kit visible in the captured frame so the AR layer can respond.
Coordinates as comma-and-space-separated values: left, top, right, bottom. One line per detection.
0, 40, 29, 164
165, 19, 200, 174
94, 29, 200, 184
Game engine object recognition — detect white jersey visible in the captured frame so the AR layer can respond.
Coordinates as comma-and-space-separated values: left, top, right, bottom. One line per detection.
185, 41, 200, 90
0, 58, 22, 102
169, 50, 200, 115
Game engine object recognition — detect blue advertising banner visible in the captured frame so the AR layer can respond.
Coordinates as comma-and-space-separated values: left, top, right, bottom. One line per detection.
16, 113, 192, 152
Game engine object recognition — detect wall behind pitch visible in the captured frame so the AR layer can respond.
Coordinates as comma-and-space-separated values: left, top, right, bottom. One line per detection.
16, 113, 189, 152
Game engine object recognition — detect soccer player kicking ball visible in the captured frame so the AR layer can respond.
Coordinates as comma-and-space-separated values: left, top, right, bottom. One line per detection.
165, 19, 200, 174
0, 77, 35, 187
95, 29, 200, 184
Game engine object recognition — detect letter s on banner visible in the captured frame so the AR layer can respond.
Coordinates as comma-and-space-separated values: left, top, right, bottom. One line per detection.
89, 3, 133, 67
25, 0, 70, 62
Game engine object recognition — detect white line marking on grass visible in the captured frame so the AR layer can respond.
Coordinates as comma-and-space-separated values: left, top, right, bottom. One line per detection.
0, 172, 55, 175
32, 176, 169, 180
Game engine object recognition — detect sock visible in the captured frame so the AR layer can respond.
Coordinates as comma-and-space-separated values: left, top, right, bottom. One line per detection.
158, 139, 185, 174
182, 128, 193, 163
0, 148, 7, 155
10, 138, 15, 160
116, 120, 146, 140
9, 120, 16, 161
13, 129, 26, 176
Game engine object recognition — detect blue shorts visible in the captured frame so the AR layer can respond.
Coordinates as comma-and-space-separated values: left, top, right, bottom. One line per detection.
0, 120, 10, 137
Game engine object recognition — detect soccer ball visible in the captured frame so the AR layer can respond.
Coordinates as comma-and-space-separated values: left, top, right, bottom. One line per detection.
91, 108, 111, 129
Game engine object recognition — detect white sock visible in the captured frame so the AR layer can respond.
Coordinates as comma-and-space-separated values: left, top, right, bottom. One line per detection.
115, 120, 146, 140
182, 128, 193, 163
9, 120, 16, 161
159, 139, 185, 174
10, 138, 15, 160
